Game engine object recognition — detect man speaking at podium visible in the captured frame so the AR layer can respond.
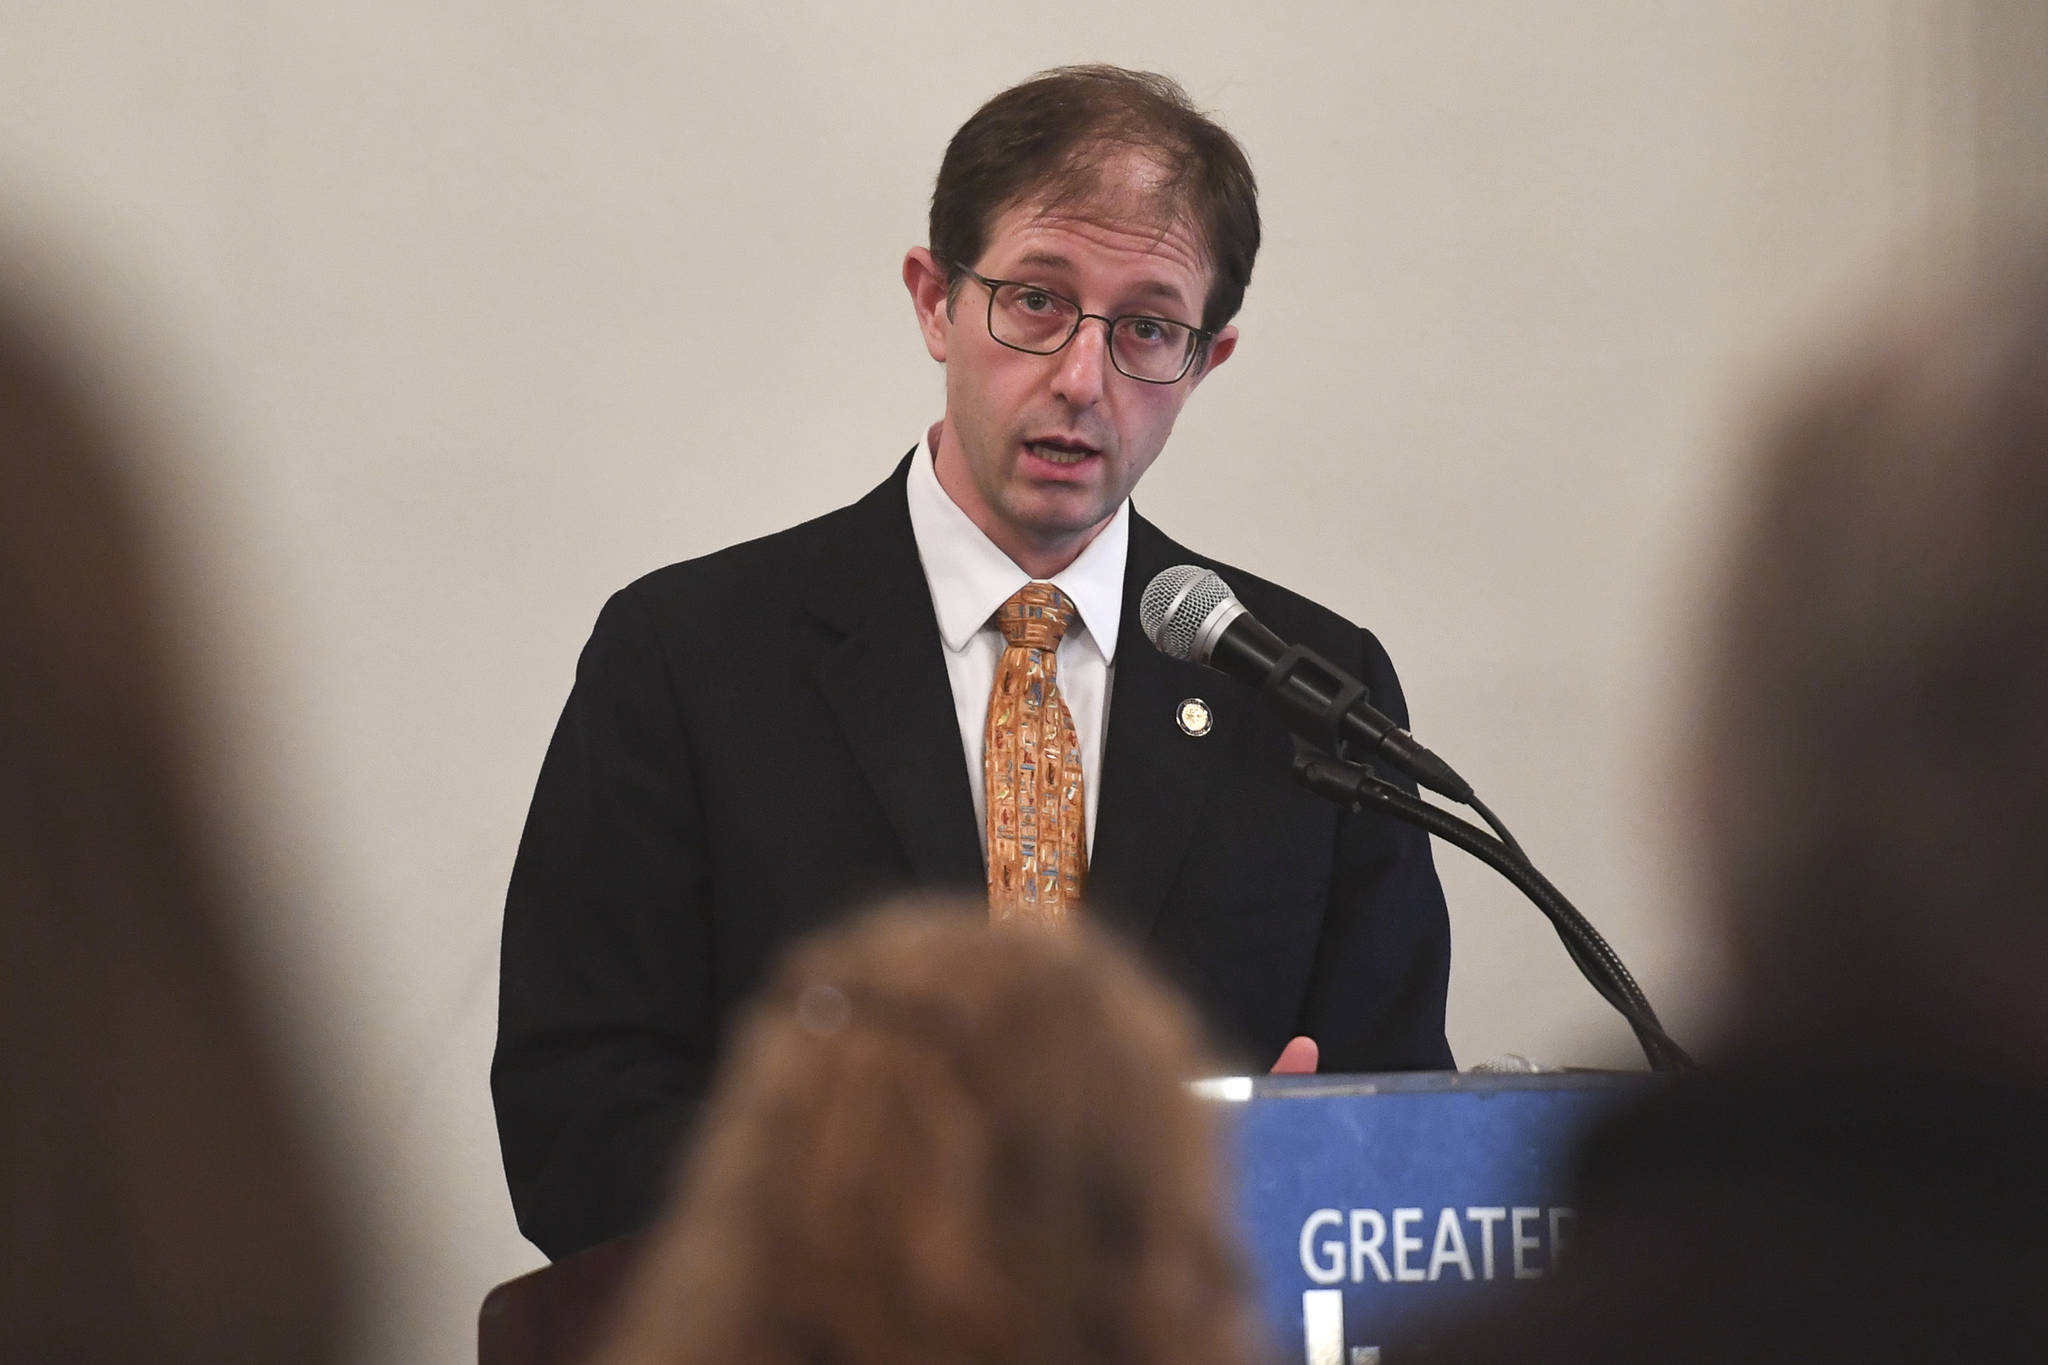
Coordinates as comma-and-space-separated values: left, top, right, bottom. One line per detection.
493, 66, 1454, 1260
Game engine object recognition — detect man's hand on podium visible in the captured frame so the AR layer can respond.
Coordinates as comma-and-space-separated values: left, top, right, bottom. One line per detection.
1269, 1035, 1319, 1074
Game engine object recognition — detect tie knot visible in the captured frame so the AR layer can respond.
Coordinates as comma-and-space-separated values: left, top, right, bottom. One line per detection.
996, 582, 1076, 649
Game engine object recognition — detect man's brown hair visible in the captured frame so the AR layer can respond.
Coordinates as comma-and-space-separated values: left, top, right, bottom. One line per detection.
929, 65, 1261, 335
598, 906, 1272, 1365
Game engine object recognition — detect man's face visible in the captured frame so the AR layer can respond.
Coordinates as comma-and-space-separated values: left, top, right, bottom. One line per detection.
905, 175, 1237, 574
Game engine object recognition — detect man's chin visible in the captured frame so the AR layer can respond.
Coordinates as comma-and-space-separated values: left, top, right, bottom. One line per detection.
1001, 496, 1119, 550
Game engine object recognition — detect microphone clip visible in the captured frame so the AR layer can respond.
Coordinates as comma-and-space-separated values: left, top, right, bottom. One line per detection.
1288, 739, 1387, 808
1262, 643, 1371, 763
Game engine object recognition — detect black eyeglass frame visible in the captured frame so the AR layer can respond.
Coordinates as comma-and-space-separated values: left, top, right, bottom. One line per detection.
949, 264, 1216, 385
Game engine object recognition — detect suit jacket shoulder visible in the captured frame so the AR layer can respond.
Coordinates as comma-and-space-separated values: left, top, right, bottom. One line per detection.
1125, 512, 1415, 730
609, 462, 917, 631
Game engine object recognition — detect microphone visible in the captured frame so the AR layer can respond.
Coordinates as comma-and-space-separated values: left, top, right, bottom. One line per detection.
1143, 567, 1691, 1069
1139, 565, 1472, 802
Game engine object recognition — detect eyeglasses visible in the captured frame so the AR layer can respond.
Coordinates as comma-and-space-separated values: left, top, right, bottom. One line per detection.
951, 264, 1214, 385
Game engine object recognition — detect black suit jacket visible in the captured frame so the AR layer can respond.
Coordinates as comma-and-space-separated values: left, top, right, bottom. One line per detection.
493, 455, 1453, 1258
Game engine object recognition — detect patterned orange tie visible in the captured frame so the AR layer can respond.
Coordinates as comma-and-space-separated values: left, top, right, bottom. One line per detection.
985, 583, 1087, 926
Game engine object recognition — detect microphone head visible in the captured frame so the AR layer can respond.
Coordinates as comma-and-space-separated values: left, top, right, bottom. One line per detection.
1140, 565, 1240, 664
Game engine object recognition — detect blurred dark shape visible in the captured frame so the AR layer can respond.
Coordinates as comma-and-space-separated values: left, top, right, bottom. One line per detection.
479, 1232, 639, 1365
591, 905, 1273, 1365
1399, 243, 2048, 1364
1697, 248, 2048, 1063
0, 289, 348, 1364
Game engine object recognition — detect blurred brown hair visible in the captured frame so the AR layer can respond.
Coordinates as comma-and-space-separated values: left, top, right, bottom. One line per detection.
0, 288, 346, 1364
930, 65, 1260, 335
1693, 241, 2048, 1061
596, 906, 1270, 1365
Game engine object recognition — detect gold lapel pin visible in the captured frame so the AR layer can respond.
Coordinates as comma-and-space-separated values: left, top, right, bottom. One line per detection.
1175, 697, 1214, 737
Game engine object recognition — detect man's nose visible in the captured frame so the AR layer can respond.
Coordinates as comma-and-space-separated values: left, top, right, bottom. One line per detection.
1050, 316, 1114, 406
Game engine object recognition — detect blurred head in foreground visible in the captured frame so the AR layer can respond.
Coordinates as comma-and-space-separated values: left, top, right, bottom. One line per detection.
1693, 242, 2048, 1068
597, 906, 1269, 1365
1394, 243, 2048, 1365
0, 289, 346, 1364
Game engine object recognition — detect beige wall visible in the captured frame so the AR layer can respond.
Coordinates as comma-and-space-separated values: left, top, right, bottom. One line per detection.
4, 4, 2032, 1361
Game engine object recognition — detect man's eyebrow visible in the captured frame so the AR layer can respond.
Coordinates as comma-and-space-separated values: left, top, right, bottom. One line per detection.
1010, 251, 1191, 308
1128, 279, 1190, 307
1012, 250, 1074, 275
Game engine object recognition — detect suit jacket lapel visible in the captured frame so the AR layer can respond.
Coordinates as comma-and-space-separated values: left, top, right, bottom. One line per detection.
1087, 512, 1233, 943
802, 454, 985, 894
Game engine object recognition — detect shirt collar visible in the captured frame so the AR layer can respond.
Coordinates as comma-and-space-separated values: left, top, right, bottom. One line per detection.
905, 427, 1127, 663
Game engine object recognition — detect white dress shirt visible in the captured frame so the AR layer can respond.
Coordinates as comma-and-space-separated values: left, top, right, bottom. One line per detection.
904, 429, 1126, 856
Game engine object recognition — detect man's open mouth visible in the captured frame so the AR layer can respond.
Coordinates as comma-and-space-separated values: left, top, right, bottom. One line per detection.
1025, 439, 1098, 465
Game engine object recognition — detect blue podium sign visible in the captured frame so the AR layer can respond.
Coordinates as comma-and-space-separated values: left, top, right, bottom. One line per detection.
1213, 1071, 1644, 1364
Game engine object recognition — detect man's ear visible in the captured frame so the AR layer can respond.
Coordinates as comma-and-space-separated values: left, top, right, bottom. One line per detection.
903, 247, 953, 363
1186, 323, 1238, 390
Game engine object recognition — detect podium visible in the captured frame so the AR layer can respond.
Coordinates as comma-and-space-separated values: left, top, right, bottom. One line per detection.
479, 1070, 1642, 1365
1221, 1070, 1643, 1363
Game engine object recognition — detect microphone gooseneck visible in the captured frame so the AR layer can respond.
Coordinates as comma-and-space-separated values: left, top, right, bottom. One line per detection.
1141, 564, 1691, 1073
